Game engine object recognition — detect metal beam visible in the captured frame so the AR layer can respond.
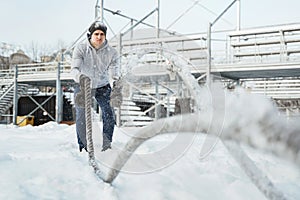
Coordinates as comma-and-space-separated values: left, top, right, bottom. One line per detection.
104, 8, 156, 29
207, 0, 238, 86
156, 0, 160, 38
27, 95, 55, 121
95, 0, 104, 21
56, 60, 63, 123
12, 65, 18, 125
122, 8, 158, 37
237, 0, 241, 31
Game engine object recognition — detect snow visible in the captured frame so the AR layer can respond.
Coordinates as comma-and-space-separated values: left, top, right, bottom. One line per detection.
1, 88, 300, 200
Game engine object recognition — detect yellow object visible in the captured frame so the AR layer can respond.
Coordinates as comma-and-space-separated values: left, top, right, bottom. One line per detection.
17, 116, 34, 126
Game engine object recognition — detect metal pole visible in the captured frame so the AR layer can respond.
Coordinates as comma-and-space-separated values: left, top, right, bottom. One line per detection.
104, 8, 156, 29
211, 0, 237, 26
130, 19, 134, 40
155, 82, 159, 120
95, 0, 104, 21
115, 32, 123, 127
207, 0, 238, 86
122, 8, 158, 37
12, 65, 18, 125
95, 0, 98, 20
167, 91, 170, 117
156, 0, 160, 38
117, 32, 122, 78
56, 61, 62, 123
206, 23, 212, 86
237, 0, 241, 31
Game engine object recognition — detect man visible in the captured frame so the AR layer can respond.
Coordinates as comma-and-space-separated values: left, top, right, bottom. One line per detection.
71, 21, 120, 152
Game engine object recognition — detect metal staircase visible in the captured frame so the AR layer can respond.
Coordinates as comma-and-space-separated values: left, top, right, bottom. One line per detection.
0, 76, 28, 118
120, 98, 154, 127
240, 78, 300, 117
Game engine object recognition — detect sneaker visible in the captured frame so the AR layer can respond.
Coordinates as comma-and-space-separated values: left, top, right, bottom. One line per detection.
101, 145, 111, 152
79, 146, 88, 152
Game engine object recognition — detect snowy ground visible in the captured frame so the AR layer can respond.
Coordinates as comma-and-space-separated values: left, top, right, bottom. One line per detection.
1, 88, 300, 200
0, 121, 300, 200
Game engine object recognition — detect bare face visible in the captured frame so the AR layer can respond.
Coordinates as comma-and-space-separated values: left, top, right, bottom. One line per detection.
90, 29, 105, 49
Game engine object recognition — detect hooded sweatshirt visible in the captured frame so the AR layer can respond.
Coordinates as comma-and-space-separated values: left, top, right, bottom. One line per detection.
71, 39, 119, 89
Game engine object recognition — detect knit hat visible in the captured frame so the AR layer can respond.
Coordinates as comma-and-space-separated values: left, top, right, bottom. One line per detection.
87, 21, 107, 39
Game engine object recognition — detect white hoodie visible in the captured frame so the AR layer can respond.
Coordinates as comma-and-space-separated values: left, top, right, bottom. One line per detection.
71, 39, 120, 88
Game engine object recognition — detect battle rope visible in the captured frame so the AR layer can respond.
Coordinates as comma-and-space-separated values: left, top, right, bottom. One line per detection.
103, 47, 289, 199
81, 76, 105, 181
82, 47, 295, 199
84, 77, 94, 160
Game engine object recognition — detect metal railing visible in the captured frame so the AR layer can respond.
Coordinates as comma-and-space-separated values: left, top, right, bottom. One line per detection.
228, 23, 300, 64
241, 78, 300, 99
0, 62, 72, 81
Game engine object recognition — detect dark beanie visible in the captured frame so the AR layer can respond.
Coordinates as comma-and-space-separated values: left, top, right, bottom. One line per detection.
87, 21, 107, 39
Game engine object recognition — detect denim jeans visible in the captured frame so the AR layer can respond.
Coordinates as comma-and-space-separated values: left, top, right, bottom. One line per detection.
74, 83, 115, 149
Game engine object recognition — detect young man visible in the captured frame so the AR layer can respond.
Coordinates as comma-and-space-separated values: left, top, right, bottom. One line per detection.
71, 21, 120, 152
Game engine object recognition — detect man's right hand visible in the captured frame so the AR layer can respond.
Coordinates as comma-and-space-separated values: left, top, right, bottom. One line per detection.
79, 74, 89, 81
79, 74, 90, 88
74, 73, 89, 83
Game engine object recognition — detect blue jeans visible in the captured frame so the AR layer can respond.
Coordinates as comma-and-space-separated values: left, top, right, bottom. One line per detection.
74, 84, 115, 149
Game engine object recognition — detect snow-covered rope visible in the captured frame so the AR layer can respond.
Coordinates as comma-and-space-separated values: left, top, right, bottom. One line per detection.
84, 77, 94, 161
81, 77, 105, 179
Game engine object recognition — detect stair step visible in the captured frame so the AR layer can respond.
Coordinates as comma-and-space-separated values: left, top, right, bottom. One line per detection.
121, 105, 141, 111
121, 121, 153, 127
119, 98, 155, 127
0, 100, 12, 104
121, 100, 138, 106
2, 97, 13, 100
121, 115, 153, 121
121, 110, 148, 116
0, 82, 29, 115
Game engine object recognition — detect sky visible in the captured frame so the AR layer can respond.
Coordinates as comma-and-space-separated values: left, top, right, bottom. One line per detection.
0, 87, 300, 199
1, 0, 300, 53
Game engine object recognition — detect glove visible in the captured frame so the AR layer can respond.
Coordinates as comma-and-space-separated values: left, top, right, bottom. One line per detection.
110, 78, 123, 107
112, 76, 120, 81
74, 73, 81, 83
75, 91, 85, 108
